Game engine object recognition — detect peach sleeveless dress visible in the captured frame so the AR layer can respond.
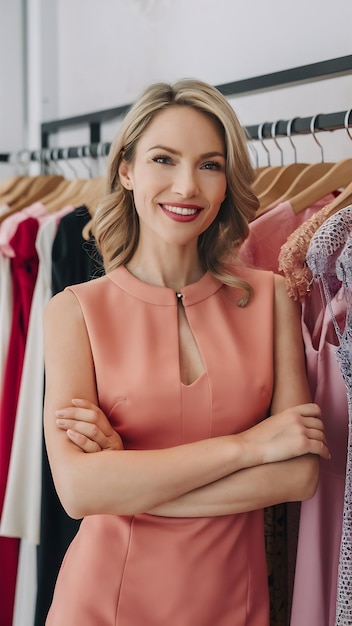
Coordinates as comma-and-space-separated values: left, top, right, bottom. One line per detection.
46, 265, 274, 626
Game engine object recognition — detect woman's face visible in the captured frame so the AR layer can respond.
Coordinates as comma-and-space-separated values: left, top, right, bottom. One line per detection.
119, 105, 227, 249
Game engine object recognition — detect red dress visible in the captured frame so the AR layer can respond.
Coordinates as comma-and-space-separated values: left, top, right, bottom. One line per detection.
0, 217, 39, 626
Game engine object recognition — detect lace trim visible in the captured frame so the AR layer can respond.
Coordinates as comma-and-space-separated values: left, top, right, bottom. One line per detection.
278, 205, 331, 301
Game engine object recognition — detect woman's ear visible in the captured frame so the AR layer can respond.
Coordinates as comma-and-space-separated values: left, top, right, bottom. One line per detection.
118, 160, 133, 190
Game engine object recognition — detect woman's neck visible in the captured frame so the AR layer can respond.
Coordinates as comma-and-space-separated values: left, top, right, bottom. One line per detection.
126, 246, 204, 291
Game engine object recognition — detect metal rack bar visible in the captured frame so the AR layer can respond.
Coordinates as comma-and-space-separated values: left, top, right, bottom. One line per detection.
1, 108, 350, 163
1, 56, 351, 162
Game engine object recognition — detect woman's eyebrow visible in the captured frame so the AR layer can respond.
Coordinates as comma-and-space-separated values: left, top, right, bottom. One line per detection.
147, 145, 181, 155
147, 144, 225, 159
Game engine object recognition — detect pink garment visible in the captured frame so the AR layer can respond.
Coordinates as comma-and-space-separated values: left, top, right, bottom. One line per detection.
290, 288, 348, 626
239, 195, 335, 621
46, 265, 274, 626
240, 196, 335, 272
304, 206, 352, 625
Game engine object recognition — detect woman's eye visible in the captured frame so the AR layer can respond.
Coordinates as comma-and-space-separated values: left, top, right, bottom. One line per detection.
202, 161, 223, 171
152, 155, 172, 165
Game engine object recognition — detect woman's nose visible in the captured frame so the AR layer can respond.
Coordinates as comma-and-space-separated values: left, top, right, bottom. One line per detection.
172, 166, 199, 198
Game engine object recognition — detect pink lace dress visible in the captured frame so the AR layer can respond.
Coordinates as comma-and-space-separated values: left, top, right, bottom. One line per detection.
305, 205, 352, 625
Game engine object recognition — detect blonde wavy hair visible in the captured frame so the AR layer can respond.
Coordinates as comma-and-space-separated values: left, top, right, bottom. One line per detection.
93, 79, 259, 305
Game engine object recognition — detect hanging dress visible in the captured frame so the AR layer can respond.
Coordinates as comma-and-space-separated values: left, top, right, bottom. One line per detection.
239, 194, 335, 625
305, 205, 352, 625
0, 212, 44, 626
35, 206, 103, 626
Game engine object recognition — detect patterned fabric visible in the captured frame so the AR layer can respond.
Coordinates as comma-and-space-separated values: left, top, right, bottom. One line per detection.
306, 205, 352, 626
278, 205, 332, 302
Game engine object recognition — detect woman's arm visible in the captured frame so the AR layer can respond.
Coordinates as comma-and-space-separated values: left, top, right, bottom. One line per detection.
149, 274, 324, 516
149, 456, 318, 517
44, 280, 328, 520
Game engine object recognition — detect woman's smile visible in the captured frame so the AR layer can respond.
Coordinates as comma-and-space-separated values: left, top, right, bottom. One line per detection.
160, 203, 203, 221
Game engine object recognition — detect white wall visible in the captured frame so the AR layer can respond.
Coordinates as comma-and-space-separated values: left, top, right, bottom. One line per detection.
1, 0, 352, 179
0, 0, 25, 180
56, 0, 351, 115
51, 0, 352, 169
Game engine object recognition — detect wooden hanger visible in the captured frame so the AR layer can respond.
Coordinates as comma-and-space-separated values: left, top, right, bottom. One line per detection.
324, 180, 352, 217
289, 110, 352, 214
255, 118, 312, 214
0, 175, 28, 198
38, 147, 90, 212
40, 178, 87, 213
35, 171, 105, 213
29, 144, 105, 216
0, 176, 62, 223
324, 110, 352, 216
252, 166, 282, 195
0, 175, 64, 209
12, 146, 92, 212
256, 162, 308, 214
266, 161, 335, 208
289, 157, 352, 215
46, 147, 105, 214
0, 176, 44, 206
254, 166, 269, 175
0, 151, 36, 198
9, 175, 65, 212
251, 126, 283, 194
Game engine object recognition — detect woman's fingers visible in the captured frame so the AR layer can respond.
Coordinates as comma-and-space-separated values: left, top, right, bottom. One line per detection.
56, 399, 110, 434
299, 415, 329, 456
57, 418, 106, 448
243, 403, 331, 464
301, 426, 330, 458
294, 403, 322, 418
287, 409, 330, 459
303, 425, 327, 443
55, 398, 124, 452
301, 415, 324, 430
310, 439, 331, 460
66, 428, 102, 453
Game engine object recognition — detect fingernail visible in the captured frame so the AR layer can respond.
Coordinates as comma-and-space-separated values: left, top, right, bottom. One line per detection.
71, 398, 84, 406
55, 410, 66, 417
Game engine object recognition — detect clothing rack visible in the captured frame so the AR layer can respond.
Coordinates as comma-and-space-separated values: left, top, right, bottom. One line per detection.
0, 55, 351, 164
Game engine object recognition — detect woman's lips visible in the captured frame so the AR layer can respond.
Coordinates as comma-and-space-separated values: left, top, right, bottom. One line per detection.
160, 203, 202, 222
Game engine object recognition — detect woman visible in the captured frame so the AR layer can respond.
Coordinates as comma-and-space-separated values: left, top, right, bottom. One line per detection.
43, 79, 329, 625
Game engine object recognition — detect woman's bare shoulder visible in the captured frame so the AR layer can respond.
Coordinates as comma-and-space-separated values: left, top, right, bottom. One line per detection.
44, 288, 84, 331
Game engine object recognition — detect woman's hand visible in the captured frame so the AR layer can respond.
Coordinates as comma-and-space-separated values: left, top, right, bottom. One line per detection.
55, 398, 123, 453
238, 402, 330, 465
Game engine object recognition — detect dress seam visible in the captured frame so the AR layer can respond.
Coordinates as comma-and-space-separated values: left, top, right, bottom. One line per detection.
115, 516, 135, 625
